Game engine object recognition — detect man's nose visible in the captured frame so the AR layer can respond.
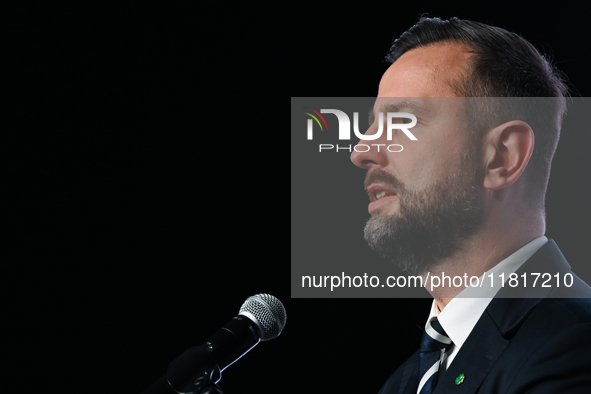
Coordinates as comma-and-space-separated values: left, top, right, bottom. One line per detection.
350, 125, 389, 171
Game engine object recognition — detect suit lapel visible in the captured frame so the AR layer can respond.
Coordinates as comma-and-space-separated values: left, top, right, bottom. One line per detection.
399, 354, 420, 394
433, 310, 509, 393
378, 351, 420, 394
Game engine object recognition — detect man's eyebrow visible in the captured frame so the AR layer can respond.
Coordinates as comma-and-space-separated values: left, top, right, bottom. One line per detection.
368, 100, 428, 125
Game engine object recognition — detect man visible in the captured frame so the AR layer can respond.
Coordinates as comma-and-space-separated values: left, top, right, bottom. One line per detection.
350, 17, 591, 393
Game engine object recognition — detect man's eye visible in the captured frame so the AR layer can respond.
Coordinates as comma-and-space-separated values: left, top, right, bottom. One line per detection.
391, 118, 413, 124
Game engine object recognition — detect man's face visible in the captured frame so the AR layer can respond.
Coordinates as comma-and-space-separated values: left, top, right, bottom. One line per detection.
350, 43, 484, 275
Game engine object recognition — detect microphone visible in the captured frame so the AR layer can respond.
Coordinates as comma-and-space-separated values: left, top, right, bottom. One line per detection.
143, 294, 287, 394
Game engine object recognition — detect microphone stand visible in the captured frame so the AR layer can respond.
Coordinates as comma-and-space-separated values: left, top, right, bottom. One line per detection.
142, 343, 224, 394
167, 343, 224, 394
192, 374, 224, 394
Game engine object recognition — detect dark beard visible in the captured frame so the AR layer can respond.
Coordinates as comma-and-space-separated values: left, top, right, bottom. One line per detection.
363, 154, 482, 275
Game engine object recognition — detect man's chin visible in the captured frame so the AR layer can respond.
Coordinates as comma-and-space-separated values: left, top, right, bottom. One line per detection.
364, 216, 419, 272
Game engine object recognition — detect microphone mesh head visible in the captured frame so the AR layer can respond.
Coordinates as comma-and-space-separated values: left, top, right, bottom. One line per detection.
239, 294, 287, 341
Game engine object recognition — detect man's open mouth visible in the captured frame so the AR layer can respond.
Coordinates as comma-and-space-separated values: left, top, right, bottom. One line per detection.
375, 191, 395, 200
367, 185, 397, 202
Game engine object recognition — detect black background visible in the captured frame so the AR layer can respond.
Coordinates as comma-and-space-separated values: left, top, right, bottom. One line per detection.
8, 2, 591, 393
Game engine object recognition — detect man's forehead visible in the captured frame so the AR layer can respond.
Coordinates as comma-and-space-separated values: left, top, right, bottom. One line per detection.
377, 42, 472, 97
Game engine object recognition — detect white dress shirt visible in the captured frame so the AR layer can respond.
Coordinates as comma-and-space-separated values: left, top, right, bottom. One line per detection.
425, 236, 548, 381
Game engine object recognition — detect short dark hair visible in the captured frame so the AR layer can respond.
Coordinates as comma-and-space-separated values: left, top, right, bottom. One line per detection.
386, 17, 568, 210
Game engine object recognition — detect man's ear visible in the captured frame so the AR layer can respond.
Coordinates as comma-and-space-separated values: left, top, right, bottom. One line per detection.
482, 120, 534, 190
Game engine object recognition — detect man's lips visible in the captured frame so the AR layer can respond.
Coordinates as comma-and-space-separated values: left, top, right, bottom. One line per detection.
366, 184, 397, 213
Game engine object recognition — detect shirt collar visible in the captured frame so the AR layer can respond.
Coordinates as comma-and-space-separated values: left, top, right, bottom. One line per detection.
427, 236, 548, 351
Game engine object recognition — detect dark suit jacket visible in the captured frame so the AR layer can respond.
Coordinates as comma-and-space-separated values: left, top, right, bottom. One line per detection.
378, 239, 591, 393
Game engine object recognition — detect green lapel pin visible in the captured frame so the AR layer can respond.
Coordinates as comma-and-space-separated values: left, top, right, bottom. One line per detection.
455, 373, 465, 385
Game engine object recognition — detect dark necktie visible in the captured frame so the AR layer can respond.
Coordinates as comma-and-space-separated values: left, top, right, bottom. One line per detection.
417, 318, 453, 394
